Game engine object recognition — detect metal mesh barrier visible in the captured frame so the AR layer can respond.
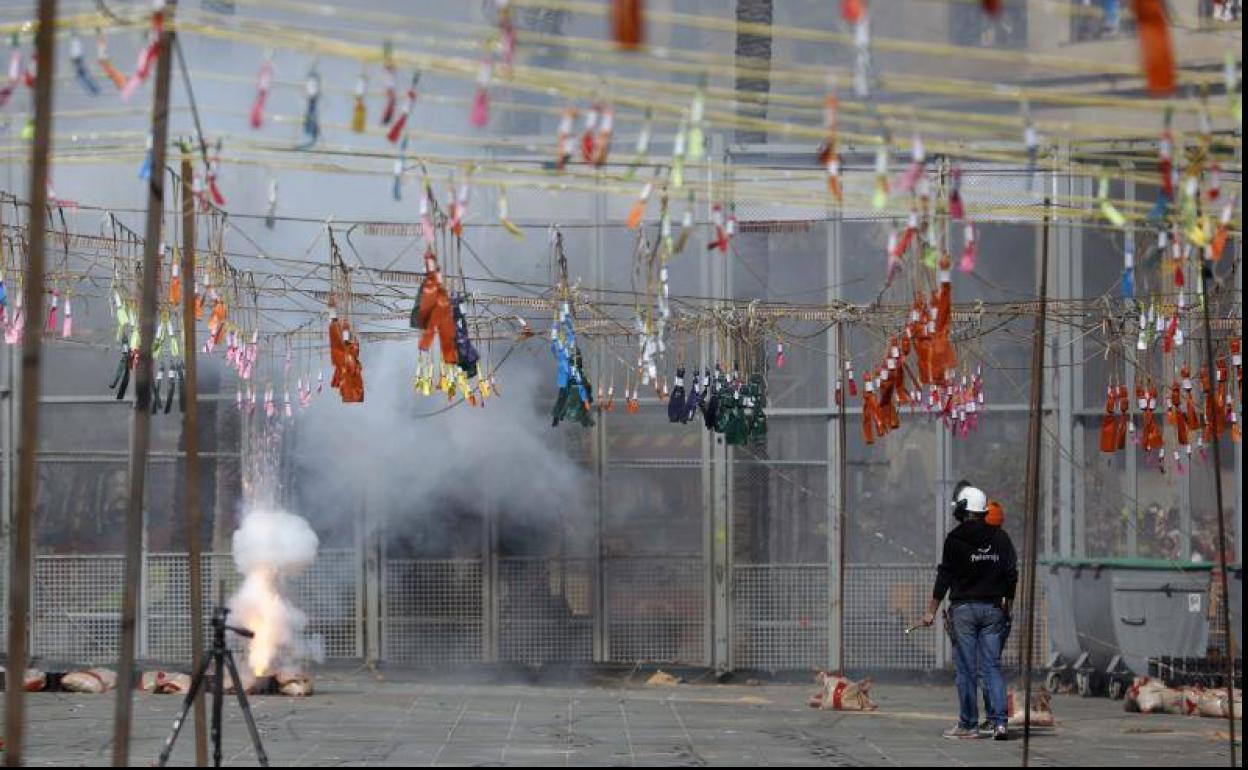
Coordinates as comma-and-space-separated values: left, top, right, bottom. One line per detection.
605, 556, 705, 664
498, 557, 593, 663
844, 564, 939, 670
384, 559, 482, 664
287, 549, 361, 659
33, 556, 124, 663
731, 564, 829, 670
144, 554, 195, 662
31, 551, 358, 665
21, 550, 1047, 670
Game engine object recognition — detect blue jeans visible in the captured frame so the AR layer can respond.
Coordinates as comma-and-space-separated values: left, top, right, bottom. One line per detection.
951, 602, 1009, 729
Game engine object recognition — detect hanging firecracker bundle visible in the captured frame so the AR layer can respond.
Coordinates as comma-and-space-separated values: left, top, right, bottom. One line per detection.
326, 230, 363, 404
549, 231, 594, 427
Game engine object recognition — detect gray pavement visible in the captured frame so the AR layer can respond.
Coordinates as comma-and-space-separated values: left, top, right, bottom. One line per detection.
3, 669, 1240, 766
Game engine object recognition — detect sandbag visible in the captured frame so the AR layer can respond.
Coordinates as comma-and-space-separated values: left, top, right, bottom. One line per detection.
1196, 688, 1242, 719
808, 672, 878, 712
61, 668, 117, 694
139, 670, 192, 695
1007, 686, 1056, 727
1125, 677, 1185, 714
276, 671, 313, 697
1, 665, 47, 692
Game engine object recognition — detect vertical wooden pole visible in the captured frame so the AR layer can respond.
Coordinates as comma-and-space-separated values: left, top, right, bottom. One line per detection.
112, 4, 176, 765
1021, 201, 1051, 767
181, 154, 208, 766
1197, 259, 1237, 768
3, 1, 56, 765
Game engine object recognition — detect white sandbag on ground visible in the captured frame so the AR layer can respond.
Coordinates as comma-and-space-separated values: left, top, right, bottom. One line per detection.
1, 666, 47, 692
1195, 688, 1242, 719
275, 671, 313, 697
1124, 677, 1186, 714
808, 672, 878, 711
1006, 687, 1056, 727
61, 668, 117, 694
139, 670, 193, 694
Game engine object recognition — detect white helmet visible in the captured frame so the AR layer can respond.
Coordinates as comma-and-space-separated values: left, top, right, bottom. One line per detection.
954, 485, 988, 515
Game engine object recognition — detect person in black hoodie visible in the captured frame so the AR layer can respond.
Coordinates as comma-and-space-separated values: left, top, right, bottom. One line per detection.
921, 483, 1017, 741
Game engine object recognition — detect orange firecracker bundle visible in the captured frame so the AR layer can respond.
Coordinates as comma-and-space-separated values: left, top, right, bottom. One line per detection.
808, 672, 878, 712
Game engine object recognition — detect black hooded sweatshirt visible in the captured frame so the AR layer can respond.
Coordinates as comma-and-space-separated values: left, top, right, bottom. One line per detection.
932, 518, 1018, 603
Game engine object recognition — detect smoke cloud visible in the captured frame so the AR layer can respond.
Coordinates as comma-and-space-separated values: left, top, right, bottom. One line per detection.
290, 339, 588, 551
228, 505, 324, 676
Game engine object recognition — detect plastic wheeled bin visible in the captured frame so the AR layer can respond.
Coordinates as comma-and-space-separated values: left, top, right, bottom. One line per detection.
1042, 559, 1214, 699
1109, 562, 1213, 683
1041, 560, 1116, 696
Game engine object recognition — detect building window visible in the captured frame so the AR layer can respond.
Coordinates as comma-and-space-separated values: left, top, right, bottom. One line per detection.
1200, 0, 1242, 22
949, 2, 1028, 48
1070, 0, 1134, 42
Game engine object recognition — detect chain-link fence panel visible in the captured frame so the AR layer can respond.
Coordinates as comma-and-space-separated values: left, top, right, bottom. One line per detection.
844, 564, 939, 670
383, 559, 482, 664
32, 555, 124, 664
498, 557, 594, 663
731, 564, 829, 670
605, 556, 705, 664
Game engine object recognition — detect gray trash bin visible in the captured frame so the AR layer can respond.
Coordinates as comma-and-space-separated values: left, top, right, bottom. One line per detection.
1110, 565, 1212, 677
1042, 559, 1214, 698
1041, 560, 1116, 695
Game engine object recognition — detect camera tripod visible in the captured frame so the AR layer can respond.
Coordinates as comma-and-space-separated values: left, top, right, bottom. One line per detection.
157, 606, 270, 767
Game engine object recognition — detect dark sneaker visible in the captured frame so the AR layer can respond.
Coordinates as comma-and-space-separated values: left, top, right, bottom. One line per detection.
943, 725, 981, 740
977, 720, 994, 737
993, 724, 1009, 741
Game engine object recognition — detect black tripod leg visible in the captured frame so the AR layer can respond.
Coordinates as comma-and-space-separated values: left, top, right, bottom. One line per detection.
213, 649, 225, 767
156, 653, 215, 767
223, 651, 270, 767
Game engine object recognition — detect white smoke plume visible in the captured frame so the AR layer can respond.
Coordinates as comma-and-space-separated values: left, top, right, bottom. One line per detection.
228, 506, 324, 677
291, 340, 589, 549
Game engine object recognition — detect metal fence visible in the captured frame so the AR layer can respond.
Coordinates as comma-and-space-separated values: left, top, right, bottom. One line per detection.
27, 549, 360, 664
14, 551, 1047, 671
498, 557, 593, 664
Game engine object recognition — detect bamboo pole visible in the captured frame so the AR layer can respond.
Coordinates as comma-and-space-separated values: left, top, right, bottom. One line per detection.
3, 1, 57, 764
1197, 258, 1238, 768
181, 154, 209, 767
1020, 199, 1050, 767
112, 4, 177, 765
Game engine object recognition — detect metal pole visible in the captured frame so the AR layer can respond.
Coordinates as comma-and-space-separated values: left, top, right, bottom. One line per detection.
1197, 258, 1237, 768
835, 321, 847, 672
3, 2, 56, 765
113, 5, 176, 764
1020, 200, 1051, 767
180, 154, 208, 767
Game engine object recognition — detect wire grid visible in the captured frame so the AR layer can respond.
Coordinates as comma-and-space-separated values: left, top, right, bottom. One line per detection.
1003, 592, 1049, 672
286, 549, 361, 659
32, 556, 124, 664
144, 554, 195, 662
731, 564, 829, 670
844, 564, 938, 670
605, 556, 705, 664
384, 559, 483, 664
498, 557, 593, 663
